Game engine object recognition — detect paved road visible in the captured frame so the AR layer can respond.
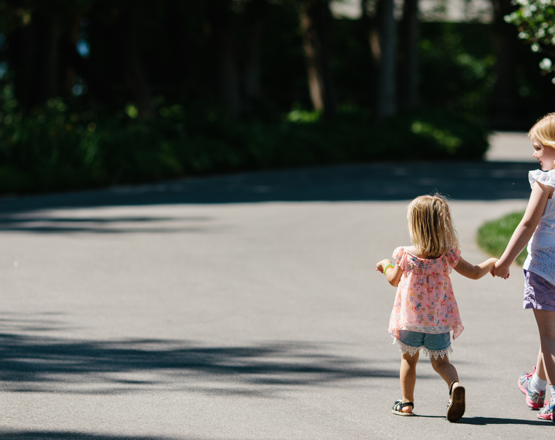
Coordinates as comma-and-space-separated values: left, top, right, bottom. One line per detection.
0, 133, 552, 439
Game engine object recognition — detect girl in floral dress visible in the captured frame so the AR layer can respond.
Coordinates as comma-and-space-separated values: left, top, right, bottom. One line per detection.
376, 194, 497, 422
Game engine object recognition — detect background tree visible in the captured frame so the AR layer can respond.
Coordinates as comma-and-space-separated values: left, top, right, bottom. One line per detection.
0, 0, 552, 196
399, 0, 420, 109
490, 0, 518, 129
299, 0, 337, 119
505, 0, 555, 82
374, 0, 397, 119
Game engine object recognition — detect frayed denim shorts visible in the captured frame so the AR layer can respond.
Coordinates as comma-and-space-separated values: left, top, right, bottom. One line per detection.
397, 330, 452, 360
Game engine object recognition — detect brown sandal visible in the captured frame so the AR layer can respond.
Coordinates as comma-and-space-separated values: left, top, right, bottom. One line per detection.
446, 381, 465, 422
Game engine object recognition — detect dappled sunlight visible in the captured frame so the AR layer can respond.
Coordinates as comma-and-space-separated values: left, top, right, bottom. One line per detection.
0, 213, 215, 234
0, 161, 534, 226
0, 316, 398, 396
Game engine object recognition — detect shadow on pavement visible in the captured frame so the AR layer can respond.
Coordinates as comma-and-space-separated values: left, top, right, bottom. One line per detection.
457, 416, 554, 426
416, 414, 553, 427
0, 433, 179, 440
0, 215, 215, 234
0, 316, 402, 395
0, 162, 534, 217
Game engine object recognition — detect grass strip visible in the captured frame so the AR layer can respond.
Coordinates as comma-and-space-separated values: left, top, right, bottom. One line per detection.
476, 211, 527, 266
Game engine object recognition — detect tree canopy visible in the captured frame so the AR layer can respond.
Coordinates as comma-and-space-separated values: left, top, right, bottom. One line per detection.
505, 0, 555, 81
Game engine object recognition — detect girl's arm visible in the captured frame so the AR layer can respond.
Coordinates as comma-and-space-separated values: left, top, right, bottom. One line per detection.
454, 256, 498, 280
376, 259, 403, 287
494, 181, 553, 279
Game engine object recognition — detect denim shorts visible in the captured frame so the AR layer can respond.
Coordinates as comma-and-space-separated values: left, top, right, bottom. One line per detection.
398, 330, 452, 359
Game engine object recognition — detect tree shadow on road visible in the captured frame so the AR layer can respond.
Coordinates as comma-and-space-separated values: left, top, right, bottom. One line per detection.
0, 214, 215, 234
0, 316, 402, 396
0, 432, 180, 440
0, 161, 534, 234
0, 162, 534, 216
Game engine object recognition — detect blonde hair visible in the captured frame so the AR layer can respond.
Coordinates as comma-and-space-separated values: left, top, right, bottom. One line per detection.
529, 113, 555, 150
407, 194, 459, 258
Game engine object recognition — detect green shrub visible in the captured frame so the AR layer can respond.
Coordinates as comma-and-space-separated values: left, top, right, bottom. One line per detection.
477, 211, 528, 265
0, 92, 490, 195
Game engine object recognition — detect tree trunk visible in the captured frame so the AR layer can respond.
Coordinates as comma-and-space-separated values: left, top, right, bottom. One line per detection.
62, 11, 82, 103
166, 0, 190, 88
42, 12, 62, 101
360, 0, 380, 111
300, 6, 324, 112
119, 10, 154, 119
10, 18, 37, 109
400, 0, 419, 109
207, 0, 242, 117
375, 0, 397, 119
299, 0, 336, 120
491, 0, 518, 129
243, 1, 266, 109
221, 35, 242, 116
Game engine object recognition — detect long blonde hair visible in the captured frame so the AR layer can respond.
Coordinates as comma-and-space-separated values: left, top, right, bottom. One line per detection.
529, 113, 555, 150
407, 194, 459, 258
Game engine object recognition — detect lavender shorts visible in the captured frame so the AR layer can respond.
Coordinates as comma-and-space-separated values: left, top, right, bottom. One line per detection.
523, 270, 555, 312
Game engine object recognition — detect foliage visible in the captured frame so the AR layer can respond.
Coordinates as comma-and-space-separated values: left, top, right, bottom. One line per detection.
2, 1, 544, 196
419, 23, 496, 121
505, 0, 555, 82
477, 211, 527, 266
0, 88, 489, 195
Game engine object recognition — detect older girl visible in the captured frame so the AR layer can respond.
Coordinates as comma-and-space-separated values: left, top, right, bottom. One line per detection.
493, 113, 555, 421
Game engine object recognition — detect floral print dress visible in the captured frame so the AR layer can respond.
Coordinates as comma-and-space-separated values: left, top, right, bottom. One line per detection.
388, 246, 464, 341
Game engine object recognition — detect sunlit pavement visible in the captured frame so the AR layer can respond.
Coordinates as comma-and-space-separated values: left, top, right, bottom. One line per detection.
0, 132, 552, 439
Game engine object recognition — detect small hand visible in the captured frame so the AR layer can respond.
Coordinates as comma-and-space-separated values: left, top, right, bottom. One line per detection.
376, 259, 392, 274
492, 260, 510, 279
488, 258, 499, 276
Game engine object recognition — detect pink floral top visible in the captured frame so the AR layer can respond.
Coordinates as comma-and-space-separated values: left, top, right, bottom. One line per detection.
388, 246, 464, 341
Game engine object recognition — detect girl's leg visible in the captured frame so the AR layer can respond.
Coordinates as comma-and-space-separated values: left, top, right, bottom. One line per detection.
519, 345, 548, 409
430, 356, 459, 386
400, 351, 419, 412
432, 356, 465, 422
536, 347, 547, 380
533, 309, 555, 385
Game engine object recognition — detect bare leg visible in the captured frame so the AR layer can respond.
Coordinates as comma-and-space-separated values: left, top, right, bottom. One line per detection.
431, 355, 459, 387
536, 347, 547, 380
400, 351, 419, 412
533, 309, 555, 386
431, 354, 465, 422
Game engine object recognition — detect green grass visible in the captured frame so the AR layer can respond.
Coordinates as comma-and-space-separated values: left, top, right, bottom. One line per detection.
476, 211, 527, 265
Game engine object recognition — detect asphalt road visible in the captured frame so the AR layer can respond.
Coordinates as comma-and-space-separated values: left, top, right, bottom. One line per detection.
0, 133, 553, 439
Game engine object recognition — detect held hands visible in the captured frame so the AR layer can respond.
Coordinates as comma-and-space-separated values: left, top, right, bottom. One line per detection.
491, 259, 510, 279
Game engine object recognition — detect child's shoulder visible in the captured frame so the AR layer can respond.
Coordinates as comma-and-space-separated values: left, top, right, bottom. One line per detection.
393, 245, 409, 255
394, 245, 460, 262
529, 169, 555, 189
445, 247, 461, 266
393, 246, 419, 263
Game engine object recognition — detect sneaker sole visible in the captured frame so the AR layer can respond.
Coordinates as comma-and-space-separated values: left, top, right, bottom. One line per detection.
537, 413, 554, 421
447, 385, 465, 423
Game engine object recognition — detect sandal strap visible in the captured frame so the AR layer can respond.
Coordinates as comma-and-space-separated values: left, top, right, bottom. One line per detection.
393, 400, 414, 411
449, 381, 460, 396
